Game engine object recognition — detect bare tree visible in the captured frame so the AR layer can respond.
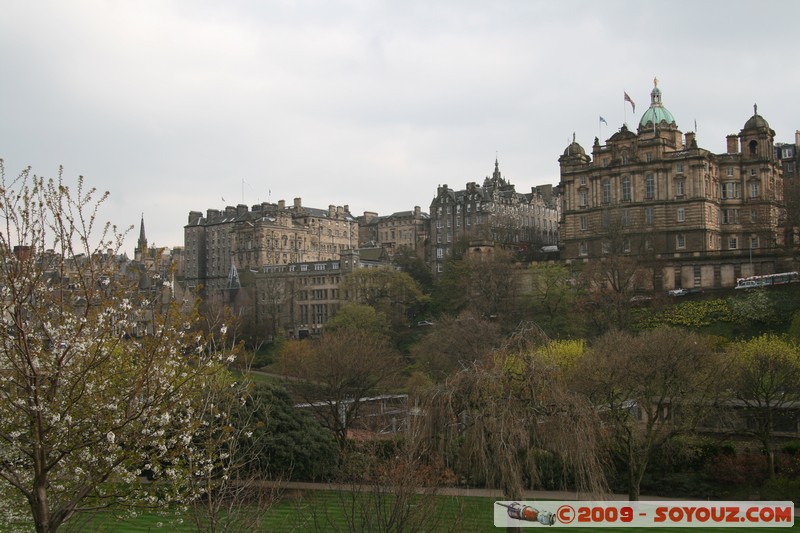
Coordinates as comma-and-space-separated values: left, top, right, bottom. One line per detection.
185, 377, 283, 533
278, 329, 404, 449
574, 328, 721, 500
724, 334, 800, 478
314, 422, 460, 533
577, 210, 651, 332
421, 328, 608, 502
410, 312, 503, 382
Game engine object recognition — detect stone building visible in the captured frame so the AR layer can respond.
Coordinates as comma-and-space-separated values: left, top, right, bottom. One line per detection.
184, 199, 358, 296
249, 248, 390, 339
357, 206, 429, 258
558, 79, 789, 290
429, 159, 560, 274
774, 131, 800, 248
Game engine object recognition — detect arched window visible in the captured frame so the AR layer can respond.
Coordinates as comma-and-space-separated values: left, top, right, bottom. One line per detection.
749, 140, 758, 156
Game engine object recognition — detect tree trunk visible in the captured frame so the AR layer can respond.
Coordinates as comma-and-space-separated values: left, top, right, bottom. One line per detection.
628, 469, 641, 502
32, 489, 54, 533
628, 445, 641, 501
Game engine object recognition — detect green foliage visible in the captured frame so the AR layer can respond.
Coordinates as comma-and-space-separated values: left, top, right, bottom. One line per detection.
527, 263, 582, 338
759, 476, 800, 502
788, 310, 800, 343
238, 382, 338, 481
429, 257, 471, 316
636, 299, 734, 329
325, 303, 391, 339
341, 267, 425, 326
633, 286, 800, 339
728, 290, 780, 326
392, 245, 434, 293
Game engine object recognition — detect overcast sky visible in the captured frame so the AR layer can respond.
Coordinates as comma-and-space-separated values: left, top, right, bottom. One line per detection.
1, 1, 798, 255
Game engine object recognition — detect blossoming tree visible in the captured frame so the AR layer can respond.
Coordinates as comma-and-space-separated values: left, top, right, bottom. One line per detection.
0, 162, 232, 532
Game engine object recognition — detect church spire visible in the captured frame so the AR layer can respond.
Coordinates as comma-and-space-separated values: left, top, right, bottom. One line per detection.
136, 214, 147, 262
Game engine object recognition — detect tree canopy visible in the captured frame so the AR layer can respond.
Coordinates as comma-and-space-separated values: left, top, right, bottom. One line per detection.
0, 164, 234, 532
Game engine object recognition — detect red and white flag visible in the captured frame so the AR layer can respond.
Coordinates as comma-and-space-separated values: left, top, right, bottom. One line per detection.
624, 91, 635, 113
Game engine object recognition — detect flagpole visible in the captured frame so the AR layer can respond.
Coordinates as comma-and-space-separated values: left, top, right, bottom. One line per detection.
623, 94, 627, 126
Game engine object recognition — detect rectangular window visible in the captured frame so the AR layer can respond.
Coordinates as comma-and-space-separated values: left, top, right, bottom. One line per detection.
728, 237, 738, 249
750, 237, 759, 249
579, 191, 587, 207
602, 180, 611, 204
645, 207, 654, 225
676, 234, 686, 249
677, 207, 685, 223
646, 153, 653, 163
750, 181, 760, 198
579, 242, 588, 256
622, 177, 631, 201
722, 182, 741, 199
580, 215, 587, 231
676, 180, 685, 197
645, 174, 655, 199
603, 158, 609, 168
750, 208, 758, 222
727, 167, 734, 177
622, 208, 630, 226
579, 175, 587, 186
750, 168, 757, 177
676, 163, 684, 174
722, 209, 740, 224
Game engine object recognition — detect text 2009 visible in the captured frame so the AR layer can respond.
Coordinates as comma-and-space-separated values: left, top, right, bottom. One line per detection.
577, 506, 634, 523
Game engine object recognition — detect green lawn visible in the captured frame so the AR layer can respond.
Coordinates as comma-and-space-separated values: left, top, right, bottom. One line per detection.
69, 491, 798, 532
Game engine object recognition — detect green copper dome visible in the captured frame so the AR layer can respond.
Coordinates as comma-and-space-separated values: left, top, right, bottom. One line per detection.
638, 78, 677, 131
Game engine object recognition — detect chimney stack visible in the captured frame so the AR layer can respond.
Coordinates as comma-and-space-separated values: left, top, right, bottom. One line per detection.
726, 134, 739, 154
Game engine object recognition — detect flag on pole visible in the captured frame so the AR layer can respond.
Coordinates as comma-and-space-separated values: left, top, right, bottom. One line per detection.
624, 91, 635, 113
600, 116, 608, 125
